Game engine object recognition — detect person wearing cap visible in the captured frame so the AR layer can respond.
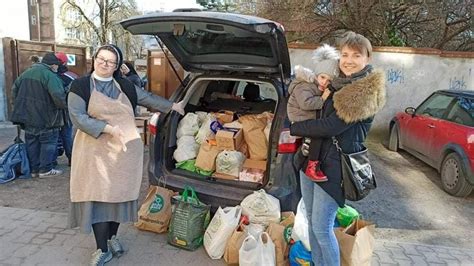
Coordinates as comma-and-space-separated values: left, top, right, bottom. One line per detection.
287, 44, 340, 182
54, 52, 78, 166
67, 44, 185, 265
10, 52, 67, 178
290, 32, 385, 265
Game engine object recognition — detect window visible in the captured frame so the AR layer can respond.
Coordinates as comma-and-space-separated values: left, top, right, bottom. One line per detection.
65, 28, 81, 39
172, 29, 273, 58
236, 81, 277, 101
446, 97, 474, 127
416, 93, 454, 119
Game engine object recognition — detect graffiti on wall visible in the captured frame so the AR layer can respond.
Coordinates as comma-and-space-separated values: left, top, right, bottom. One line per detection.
386, 68, 404, 85
448, 76, 467, 90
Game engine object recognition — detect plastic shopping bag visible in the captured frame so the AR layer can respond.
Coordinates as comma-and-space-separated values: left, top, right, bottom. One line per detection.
241, 189, 281, 226
291, 199, 311, 251
204, 206, 242, 259
168, 185, 211, 251
239, 232, 276, 266
177, 113, 200, 138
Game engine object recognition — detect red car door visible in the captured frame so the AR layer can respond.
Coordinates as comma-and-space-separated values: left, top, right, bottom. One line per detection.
404, 93, 455, 157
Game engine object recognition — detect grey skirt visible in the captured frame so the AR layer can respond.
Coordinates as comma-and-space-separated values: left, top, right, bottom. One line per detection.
68, 200, 138, 234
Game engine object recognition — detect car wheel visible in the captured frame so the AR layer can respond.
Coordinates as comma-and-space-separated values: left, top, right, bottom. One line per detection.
388, 124, 399, 152
441, 153, 473, 197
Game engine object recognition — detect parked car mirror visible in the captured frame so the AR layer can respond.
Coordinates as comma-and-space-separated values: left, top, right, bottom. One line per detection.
405, 107, 416, 115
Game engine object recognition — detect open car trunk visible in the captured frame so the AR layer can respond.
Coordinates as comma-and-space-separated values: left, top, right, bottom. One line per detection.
163, 77, 280, 190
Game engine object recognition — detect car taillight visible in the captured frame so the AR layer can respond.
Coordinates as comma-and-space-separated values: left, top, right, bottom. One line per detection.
278, 129, 302, 153
148, 112, 161, 136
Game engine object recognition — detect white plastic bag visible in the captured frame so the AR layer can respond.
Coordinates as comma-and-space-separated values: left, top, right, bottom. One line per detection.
176, 113, 200, 138
195, 113, 216, 144
239, 232, 276, 266
291, 199, 311, 251
215, 150, 246, 177
173, 136, 200, 162
204, 206, 242, 259
241, 189, 281, 226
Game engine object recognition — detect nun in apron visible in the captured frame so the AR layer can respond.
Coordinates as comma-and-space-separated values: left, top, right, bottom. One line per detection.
67, 44, 184, 265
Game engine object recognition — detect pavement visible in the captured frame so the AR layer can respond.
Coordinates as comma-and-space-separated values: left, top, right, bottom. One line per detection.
0, 122, 473, 265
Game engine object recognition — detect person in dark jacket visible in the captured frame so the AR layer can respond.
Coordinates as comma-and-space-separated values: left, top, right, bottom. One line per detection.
120, 62, 142, 88
290, 31, 386, 265
55, 52, 78, 166
10, 52, 67, 178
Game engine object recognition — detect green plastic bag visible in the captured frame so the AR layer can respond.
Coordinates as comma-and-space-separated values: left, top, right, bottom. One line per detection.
176, 159, 197, 172
168, 185, 211, 251
336, 205, 360, 227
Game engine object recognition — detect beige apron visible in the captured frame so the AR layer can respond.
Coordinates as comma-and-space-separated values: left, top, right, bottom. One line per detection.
70, 79, 143, 203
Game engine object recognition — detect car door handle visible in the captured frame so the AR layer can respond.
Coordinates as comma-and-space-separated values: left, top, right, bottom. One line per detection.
427, 124, 435, 128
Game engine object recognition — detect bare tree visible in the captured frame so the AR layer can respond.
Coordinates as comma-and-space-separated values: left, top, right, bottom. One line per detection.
60, 0, 144, 59
248, 0, 473, 51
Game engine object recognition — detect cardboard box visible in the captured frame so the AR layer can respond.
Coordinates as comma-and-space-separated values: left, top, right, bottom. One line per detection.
212, 172, 238, 180
216, 128, 243, 151
239, 159, 267, 183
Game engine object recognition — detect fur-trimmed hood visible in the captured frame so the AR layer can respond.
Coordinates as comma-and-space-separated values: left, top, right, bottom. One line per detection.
333, 70, 386, 123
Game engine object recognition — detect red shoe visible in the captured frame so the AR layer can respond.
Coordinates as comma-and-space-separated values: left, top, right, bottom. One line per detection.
305, 160, 328, 182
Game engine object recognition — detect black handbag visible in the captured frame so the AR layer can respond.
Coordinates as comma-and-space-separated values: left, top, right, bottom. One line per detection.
332, 137, 377, 201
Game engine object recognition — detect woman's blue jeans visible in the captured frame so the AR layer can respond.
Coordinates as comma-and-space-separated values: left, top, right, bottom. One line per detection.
299, 171, 340, 266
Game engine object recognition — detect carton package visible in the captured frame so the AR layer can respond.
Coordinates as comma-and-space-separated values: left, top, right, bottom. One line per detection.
239, 159, 267, 183
216, 128, 243, 151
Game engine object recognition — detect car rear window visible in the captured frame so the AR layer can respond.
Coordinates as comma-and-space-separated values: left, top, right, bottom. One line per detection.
172, 29, 273, 57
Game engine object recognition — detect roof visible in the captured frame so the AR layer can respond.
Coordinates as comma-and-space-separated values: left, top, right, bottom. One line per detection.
437, 90, 474, 98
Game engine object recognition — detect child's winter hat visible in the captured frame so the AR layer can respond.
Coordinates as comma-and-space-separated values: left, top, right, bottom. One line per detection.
312, 44, 339, 79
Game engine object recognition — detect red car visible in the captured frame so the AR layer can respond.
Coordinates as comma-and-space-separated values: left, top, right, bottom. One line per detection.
388, 90, 474, 197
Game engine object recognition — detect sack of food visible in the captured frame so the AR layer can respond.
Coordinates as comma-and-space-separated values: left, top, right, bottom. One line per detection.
215, 150, 246, 177
239, 114, 268, 160
135, 185, 174, 233
204, 206, 242, 259
177, 113, 200, 138
241, 189, 281, 226
173, 136, 199, 162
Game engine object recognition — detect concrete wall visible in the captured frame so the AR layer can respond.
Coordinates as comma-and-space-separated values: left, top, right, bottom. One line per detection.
0, 41, 6, 122
289, 46, 474, 135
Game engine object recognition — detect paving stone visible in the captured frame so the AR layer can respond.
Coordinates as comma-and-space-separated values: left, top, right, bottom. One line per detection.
0, 256, 23, 265
399, 243, 421, 256
36, 233, 55, 239
46, 227, 62, 233
12, 231, 39, 244
416, 245, 434, 253
387, 248, 411, 260
423, 251, 446, 264
31, 238, 50, 245
393, 258, 412, 266
407, 255, 429, 266
44, 234, 69, 246
375, 250, 397, 264
12, 245, 41, 258
60, 229, 76, 235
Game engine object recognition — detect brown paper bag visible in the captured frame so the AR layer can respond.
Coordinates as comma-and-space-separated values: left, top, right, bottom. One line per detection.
195, 141, 220, 171
214, 110, 235, 124
239, 114, 268, 160
266, 212, 295, 266
223, 225, 247, 265
134, 186, 174, 233
334, 219, 375, 266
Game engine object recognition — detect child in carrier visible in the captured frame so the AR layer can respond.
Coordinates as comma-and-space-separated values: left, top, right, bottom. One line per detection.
287, 44, 339, 182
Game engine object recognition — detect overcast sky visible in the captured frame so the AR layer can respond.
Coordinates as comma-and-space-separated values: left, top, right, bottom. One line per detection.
135, 0, 202, 12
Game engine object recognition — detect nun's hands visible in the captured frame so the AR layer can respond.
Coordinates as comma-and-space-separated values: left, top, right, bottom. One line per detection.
104, 124, 127, 151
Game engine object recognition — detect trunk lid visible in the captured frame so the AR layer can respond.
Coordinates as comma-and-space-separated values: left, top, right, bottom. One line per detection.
120, 12, 290, 78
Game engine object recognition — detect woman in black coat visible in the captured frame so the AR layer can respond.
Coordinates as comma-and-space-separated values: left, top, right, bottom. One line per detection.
120, 62, 143, 88
290, 31, 386, 265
